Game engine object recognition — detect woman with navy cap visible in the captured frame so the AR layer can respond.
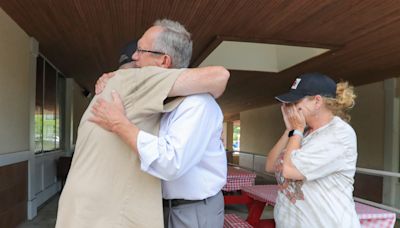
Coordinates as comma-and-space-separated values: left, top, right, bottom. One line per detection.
265, 73, 360, 227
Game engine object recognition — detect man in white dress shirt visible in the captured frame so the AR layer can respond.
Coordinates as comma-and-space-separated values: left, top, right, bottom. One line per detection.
91, 19, 228, 228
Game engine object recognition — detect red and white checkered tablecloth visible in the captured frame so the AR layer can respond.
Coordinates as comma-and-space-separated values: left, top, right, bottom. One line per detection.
355, 202, 396, 228
224, 214, 253, 228
222, 166, 257, 192
241, 185, 397, 228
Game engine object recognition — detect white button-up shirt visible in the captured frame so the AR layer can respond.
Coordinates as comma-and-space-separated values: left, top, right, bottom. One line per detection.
137, 94, 227, 200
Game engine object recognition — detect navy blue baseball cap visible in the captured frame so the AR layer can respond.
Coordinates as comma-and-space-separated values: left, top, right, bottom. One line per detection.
275, 72, 337, 103
119, 40, 137, 66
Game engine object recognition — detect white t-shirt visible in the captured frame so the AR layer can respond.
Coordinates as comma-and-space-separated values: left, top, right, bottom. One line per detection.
274, 116, 361, 228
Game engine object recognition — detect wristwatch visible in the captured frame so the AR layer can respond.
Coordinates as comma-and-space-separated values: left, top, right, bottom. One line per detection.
288, 129, 303, 138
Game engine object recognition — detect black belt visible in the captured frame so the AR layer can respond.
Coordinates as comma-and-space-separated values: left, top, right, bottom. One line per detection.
163, 198, 205, 207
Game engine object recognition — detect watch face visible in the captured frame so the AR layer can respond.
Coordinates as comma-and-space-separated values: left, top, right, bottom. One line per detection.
288, 130, 294, 137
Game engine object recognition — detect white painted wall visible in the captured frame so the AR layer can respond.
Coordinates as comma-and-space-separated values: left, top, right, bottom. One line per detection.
276, 45, 327, 70
240, 103, 284, 155
200, 41, 278, 72
199, 41, 328, 72
0, 8, 31, 155
351, 81, 385, 170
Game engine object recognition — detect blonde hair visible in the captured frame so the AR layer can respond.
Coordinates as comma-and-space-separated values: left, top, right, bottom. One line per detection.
323, 81, 356, 122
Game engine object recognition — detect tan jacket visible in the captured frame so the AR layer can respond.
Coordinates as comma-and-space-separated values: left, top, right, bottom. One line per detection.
56, 66, 185, 228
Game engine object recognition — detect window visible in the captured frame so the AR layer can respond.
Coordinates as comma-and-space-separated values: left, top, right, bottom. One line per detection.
35, 55, 65, 154
35, 57, 44, 152
233, 121, 240, 151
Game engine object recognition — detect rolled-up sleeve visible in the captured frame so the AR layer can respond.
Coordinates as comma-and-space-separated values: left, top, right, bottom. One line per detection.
137, 131, 162, 172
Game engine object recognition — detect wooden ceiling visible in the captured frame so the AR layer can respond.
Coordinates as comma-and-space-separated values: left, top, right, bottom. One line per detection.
2, 0, 400, 120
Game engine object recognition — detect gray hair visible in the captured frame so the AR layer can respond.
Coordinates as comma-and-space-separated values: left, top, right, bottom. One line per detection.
152, 19, 192, 68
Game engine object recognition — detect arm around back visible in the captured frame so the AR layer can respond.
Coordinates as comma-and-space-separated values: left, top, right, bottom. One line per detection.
168, 66, 230, 98
95, 66, 230, 98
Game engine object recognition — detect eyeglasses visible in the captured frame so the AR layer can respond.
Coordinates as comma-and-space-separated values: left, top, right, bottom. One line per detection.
136, 48, 165, 55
